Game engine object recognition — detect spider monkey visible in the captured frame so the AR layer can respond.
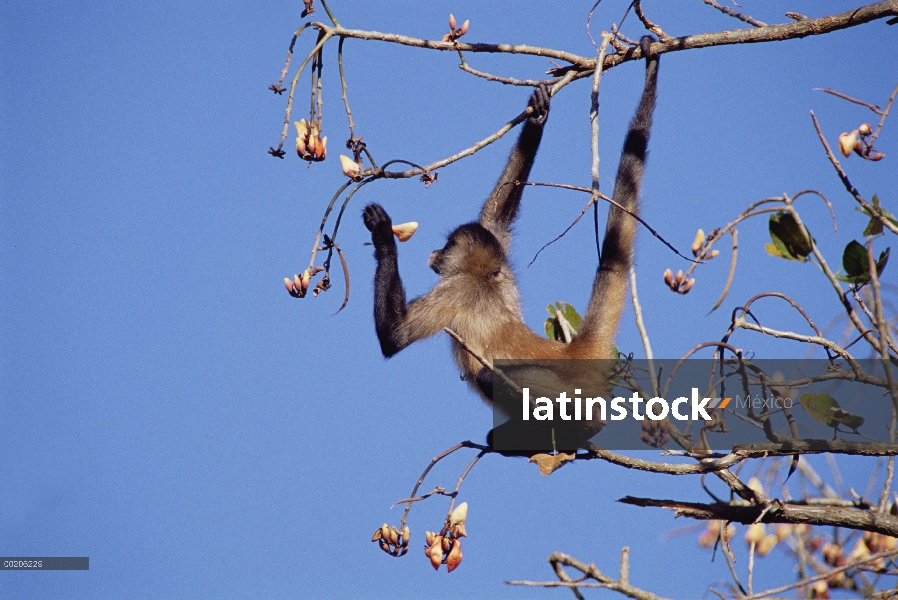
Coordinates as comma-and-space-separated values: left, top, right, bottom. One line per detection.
363, 37, 659, 453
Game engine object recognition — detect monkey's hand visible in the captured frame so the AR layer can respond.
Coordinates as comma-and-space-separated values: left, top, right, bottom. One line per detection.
363, 203, 396, 253
527, 82, 550, 126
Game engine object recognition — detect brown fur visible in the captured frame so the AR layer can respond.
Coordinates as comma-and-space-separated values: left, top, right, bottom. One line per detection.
363, 39, 659, 437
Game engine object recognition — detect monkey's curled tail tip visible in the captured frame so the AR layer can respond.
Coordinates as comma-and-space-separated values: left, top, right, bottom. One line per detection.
639, 35, 657, 61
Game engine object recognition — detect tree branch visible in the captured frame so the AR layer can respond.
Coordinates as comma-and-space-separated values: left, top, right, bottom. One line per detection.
619, 496, 898, 537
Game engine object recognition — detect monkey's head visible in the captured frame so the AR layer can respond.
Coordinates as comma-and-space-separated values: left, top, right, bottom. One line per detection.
429, 223, 509, 281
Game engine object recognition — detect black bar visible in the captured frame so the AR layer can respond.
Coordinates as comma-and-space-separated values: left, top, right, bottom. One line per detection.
0, 558, 89, 570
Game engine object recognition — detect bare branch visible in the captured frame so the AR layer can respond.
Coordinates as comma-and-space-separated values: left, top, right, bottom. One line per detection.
702, 0, 766, 27
619, 495, 898, 537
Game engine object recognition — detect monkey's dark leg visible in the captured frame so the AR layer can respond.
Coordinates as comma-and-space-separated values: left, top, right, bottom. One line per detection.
480, 83, 551, 236
363, 203, 408, 357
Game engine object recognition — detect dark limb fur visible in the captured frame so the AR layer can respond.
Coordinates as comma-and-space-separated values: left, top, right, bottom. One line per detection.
363, 84, 551, 358
479, 82, 551, 252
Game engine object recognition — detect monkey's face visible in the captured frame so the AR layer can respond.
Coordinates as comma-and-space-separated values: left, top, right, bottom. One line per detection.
430, 223, 507, 280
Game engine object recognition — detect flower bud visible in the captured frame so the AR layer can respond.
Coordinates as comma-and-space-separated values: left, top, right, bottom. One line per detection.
386, 526, 399, 546
458, 20, 469, 36
822, 542, 842, 565
428, 536, 444, 570
757, 534, 777, 556
317, 136, 327, 159
708, 250, 720, 259
859, 122, 872, 136
446, 539, 463, 572
691, 229, 705, 256
391, 221, 419, 242
450, 502, 468, 526
663, 268, 673, 287
449, 13, 456, 30
838, 130, 858, 157
745, 523, 765, 545
775, 524, 792, 541
307, 135, 320, 158
339, 155, 362, 181
680, 278, 695, 294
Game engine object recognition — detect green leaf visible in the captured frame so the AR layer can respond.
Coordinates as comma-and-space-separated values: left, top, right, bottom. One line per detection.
842, 240, 869, 278
837, 241, 890, 284
764, 243, 784, 259
544, 302, 583, 341
799, 393, 841, 427
768, 212, 813, 262
862, 194, 885, 236
858, 195, 898, 237
834, 413, 865, 431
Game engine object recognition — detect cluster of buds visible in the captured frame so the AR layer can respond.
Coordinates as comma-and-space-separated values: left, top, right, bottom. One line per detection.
690, 229, 720, 260
425, 502, 468, 572
285, 270, 311, 298
442, 14, 469, 42
838, 123, 885, 161
663, 268, 694, 294
284, 266, 325, 298
372, 523, 410, 557
848, 530, 897, 565
811, 532, 898, 595
295, 119, 327, 162
639, 419, 670, 447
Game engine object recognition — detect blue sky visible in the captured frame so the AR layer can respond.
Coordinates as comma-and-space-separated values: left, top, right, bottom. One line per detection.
2, 1, 896, 598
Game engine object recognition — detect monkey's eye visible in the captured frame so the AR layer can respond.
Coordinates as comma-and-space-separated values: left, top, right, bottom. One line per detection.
491, 267, 502, 278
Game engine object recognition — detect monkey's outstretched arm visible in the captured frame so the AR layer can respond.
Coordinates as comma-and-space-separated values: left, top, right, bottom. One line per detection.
479, 83, 550, 251
363, 203, 449, 357
573, 37, 659, 357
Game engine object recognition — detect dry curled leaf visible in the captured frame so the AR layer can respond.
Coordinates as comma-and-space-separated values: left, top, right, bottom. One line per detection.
529, 452, 576, 475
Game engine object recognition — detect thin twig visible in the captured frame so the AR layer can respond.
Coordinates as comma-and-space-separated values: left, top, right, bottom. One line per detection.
702, 0, 767, 27
337, 37, 356, 140
740, 547, 898, 599
867, 238, 898, 416
871, 82, 898, 143
633, 1, 675, 42
521, 183, 696, 266
814, 87, 883, 113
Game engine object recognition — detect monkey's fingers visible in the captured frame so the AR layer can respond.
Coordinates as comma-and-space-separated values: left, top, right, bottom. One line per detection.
362, 203, 393, 233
